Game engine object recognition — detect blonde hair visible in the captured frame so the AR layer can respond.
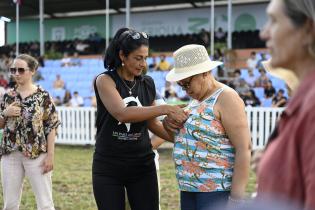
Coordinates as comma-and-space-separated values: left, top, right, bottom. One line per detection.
15, 54, 39, 71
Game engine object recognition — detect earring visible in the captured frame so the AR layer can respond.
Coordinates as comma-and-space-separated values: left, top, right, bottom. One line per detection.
122, 62, 125, 66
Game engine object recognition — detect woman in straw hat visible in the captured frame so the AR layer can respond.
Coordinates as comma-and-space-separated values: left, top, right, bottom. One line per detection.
257, 0, 315, 208
163, 44, 251, 209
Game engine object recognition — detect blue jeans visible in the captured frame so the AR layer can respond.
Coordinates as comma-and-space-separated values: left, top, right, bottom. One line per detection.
180, 191, 230, 210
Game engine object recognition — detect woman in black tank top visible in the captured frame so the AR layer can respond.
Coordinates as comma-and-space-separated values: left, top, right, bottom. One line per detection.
92, 27, 188, 210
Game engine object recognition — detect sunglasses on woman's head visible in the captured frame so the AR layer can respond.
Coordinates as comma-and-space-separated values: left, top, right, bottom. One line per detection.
130, 31, 148, 39
9, 67, 28, 74
122, 31, 149, 40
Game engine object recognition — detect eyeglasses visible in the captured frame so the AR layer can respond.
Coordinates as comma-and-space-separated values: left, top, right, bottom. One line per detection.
9, 67, 28, 75
177, 76, 195, 90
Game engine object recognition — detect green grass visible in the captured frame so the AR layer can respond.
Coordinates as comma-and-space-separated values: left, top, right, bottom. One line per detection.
0, 145, 256, 210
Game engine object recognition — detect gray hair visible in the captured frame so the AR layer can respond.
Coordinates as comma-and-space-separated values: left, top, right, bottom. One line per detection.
283, 0, 315, 27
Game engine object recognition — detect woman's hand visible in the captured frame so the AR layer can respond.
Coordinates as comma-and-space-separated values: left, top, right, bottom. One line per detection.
41, 154, 54, 174
3, 101, 21, 117
167, 104, 188, 124
163, 116, 184, 133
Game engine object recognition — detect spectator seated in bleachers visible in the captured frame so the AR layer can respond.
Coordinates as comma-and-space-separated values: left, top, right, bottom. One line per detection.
256, 53, 267, 69
235, 78, 250, 100
0, 74, 8, 88
63, 90, 72, 106
272, 89, 287, 107
148, 55, 158, 69
244, 68, 258, 88
255, 68, 270, 87
247, 51, 259, 71
156, 55, 171, 71
70, 52, 82, 66
264, 80, 276, 99
243, 89, 261, 107
53, 74, 65, 90
0, 54, 11, 73
61, 52, 72, 67
70, 91, 84, 107
228, 69, 242, 89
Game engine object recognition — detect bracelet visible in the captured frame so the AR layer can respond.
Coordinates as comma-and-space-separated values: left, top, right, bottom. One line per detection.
228, 196, 246, 204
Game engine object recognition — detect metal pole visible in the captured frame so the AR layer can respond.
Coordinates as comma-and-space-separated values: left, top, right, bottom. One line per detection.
16, 2, 19, 56
39, 0, 45, 56
210, 0, 214, 57
105, 0, 109, 49
227, 0, 232, 49
126, 0, 130, 27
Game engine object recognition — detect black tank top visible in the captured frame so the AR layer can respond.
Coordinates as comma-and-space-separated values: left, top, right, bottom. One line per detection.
93, 70, 156, 166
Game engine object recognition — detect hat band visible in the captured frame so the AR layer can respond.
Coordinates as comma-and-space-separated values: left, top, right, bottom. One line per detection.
174, 60, 212, 74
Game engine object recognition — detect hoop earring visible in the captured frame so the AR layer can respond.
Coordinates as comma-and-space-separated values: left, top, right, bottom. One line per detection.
308, 43, 315, 58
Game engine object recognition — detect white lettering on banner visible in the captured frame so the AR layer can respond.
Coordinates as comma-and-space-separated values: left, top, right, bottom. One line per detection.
52, 27, 65, 41
73, 25, 97, 39
141, 25, 183, 36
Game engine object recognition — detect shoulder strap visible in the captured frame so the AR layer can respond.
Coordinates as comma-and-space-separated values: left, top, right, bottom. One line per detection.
206, 87, 225, 107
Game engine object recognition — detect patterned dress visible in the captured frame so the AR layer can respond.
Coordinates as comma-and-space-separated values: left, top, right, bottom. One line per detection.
173, 87, 235, 192
0, 86, 60, 159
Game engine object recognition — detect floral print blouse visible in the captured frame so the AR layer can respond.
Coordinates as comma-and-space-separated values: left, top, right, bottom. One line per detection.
0, 86, 61, 159
173, 87, 235, 192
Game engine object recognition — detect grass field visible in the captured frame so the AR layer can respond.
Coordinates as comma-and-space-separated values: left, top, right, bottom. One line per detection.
0, 145, 256, 210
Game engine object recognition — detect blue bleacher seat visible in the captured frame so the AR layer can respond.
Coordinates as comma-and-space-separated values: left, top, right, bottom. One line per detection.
261, 98, 273, 107
254, 87, 265, 99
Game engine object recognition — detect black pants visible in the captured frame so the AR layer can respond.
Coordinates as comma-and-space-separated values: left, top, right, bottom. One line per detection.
92, 159, 159, 210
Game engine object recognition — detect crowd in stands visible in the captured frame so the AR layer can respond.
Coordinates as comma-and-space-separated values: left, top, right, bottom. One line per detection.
0, 29, 265, 59
0, 39, 284, 108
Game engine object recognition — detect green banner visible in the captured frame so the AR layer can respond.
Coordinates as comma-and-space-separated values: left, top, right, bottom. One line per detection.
7, 15, 111, 44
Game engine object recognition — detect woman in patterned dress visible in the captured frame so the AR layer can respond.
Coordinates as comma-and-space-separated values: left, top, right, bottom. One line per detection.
0, 54, 60, 210
164, 44, 252, 210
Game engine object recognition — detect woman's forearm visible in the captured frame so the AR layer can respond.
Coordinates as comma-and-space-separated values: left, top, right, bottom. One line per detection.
0, 117, 5, 129
230, 148, 251, 199
46, 129, 56, 157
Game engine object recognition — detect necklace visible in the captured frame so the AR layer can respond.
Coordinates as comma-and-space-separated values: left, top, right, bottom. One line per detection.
121, 78, 137, 95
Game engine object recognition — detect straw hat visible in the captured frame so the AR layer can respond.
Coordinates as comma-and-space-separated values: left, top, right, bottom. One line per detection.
166, 44, 223, 82
262, 59, 299, 91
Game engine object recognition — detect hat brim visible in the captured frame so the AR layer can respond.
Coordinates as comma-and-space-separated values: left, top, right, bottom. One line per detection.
262, 60, 299, 91
166, 60, 223, 82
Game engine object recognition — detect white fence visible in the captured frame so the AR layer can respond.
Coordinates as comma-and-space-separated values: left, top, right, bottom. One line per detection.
56, 107, 284, 149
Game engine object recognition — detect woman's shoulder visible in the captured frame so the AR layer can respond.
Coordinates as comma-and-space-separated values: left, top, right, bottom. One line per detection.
218, 85, 244, 105
37, 85, 50, 96
141, 75, 154, 85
